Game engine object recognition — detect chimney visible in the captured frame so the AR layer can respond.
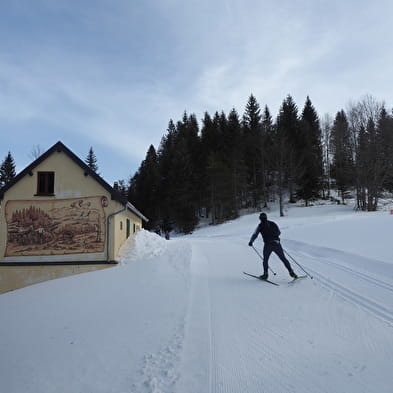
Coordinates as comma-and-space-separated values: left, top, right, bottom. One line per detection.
113, 182, 119, 191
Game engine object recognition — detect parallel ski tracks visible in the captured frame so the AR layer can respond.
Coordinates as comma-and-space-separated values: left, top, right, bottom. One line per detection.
311, 268, 393, 325
300, 252, 393, 293
288, 251, 393, 325
188, 238, 393, 393
323, 259, 393, 292
238, 236, 393, 325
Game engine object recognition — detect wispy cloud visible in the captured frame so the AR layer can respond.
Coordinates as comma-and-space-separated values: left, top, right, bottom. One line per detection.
1, 0, 393, 182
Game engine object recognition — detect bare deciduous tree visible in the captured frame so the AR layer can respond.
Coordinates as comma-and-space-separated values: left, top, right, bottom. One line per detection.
321, 113, 333, 198
30, 145, 43, 160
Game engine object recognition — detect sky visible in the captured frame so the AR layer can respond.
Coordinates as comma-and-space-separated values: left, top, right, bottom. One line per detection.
1, 0, 393, 185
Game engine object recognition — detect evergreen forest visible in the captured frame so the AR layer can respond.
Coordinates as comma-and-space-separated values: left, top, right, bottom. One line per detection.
1, 94, 392, 234
127, 94, 393, 233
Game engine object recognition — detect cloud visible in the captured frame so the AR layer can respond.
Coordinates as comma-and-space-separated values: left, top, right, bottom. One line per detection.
1, 0, 393, 184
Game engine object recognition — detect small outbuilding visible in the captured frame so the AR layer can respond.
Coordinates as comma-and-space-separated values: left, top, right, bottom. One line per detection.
0, 141, 148, 293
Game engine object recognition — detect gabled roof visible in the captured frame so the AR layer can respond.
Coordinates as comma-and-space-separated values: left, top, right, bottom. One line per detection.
0, 141, 148, 222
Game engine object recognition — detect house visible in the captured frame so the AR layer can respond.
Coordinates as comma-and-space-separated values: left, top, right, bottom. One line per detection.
0, 141, 148, 293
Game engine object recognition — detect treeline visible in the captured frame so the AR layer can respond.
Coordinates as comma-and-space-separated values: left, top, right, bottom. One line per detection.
127, 94, 393, 233
1, 94, 392, 234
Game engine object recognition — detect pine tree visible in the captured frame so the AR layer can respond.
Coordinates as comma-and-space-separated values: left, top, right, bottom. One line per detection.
261, 105, 274, 206
330, 110, 354, 203
0, 151, 16, 188
276, 95, 302, 204
273, 108, 287, 216
155, 120, 177, 228
202, 111, 243, 223
297, 96, 323, 205
200, 112, 223, 221
128, 145, 160, 229
206, 151, 233, 224
225, 108, 247, 213
378, 108, 393, 192
242, 94, 262, 208
171, 112, 201, 233
85, 147, 99, 173
152, 114, 201, 233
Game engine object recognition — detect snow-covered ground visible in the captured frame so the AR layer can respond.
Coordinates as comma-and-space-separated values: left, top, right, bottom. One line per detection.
1, 203, 393, 393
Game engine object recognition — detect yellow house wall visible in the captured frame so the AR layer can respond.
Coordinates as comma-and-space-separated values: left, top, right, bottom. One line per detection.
110, 210, 141, 260
0, 149, 144, 292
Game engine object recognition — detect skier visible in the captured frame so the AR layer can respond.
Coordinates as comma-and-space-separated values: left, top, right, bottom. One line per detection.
248, 212, 297, 280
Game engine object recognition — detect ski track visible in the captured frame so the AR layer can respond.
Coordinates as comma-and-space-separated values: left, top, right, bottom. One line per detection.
188, 239, 328, 393
314, 259, 393, 292
181, 235, 393, 393
309, 268, 393, 325
282, 241, 393, 326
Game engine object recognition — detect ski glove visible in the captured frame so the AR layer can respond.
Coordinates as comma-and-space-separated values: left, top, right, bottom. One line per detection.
248, 242, 253, 247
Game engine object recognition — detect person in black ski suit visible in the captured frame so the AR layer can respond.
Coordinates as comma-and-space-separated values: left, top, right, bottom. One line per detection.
248, 213, 297, 280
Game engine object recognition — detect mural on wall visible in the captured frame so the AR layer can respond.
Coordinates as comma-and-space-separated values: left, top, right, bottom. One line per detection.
5, 196, 108, 257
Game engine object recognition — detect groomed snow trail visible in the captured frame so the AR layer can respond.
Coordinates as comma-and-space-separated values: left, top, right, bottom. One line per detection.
1, 207, 392, 393
283, 239, 393, 325
177, 233, 393, 393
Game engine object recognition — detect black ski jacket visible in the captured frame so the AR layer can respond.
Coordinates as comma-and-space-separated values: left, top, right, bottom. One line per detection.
250, 220, 281, 244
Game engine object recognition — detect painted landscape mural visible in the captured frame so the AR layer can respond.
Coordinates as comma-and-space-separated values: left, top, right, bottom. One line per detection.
5, 196, 108, 257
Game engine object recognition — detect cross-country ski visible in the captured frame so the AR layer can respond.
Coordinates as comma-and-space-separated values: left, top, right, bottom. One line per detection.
243, 271, 280, 286
288, 275, 308, 283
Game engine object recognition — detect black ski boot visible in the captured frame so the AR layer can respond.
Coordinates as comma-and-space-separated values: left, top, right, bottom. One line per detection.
289, 271, 298, 279
259, 273, 268, 280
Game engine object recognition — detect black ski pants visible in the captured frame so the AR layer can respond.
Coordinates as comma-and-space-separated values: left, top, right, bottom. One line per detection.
263, 241, 292, 274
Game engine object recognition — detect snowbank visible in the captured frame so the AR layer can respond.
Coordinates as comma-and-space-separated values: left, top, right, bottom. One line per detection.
118, 229, 169, 263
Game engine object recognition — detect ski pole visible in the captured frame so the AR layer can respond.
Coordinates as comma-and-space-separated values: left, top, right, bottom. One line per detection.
283, 249, 313, 279
252, 245, 276, 275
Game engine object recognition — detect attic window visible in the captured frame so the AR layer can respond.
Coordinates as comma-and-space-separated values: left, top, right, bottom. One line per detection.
37, 172, 55, 195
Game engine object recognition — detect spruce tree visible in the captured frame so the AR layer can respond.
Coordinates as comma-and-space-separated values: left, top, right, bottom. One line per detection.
378, 108, 393, 192
0, 151, 16, 188
153, 114, 201, 233
276, 95, 302, 204
273, 108, 287, 216
226, 108, 247, 213
242, 94, 262, 208
206, 151, 233, 224
128, 145, 160, 229
297, 96, 323, 205
261, 105, 274, 206
203, 111, 242, 223
85, 147, 99, 173
330, 110, 354, 203
171, 112, 201, 233
156, 120, 177, 228
200, 112, 223, 220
